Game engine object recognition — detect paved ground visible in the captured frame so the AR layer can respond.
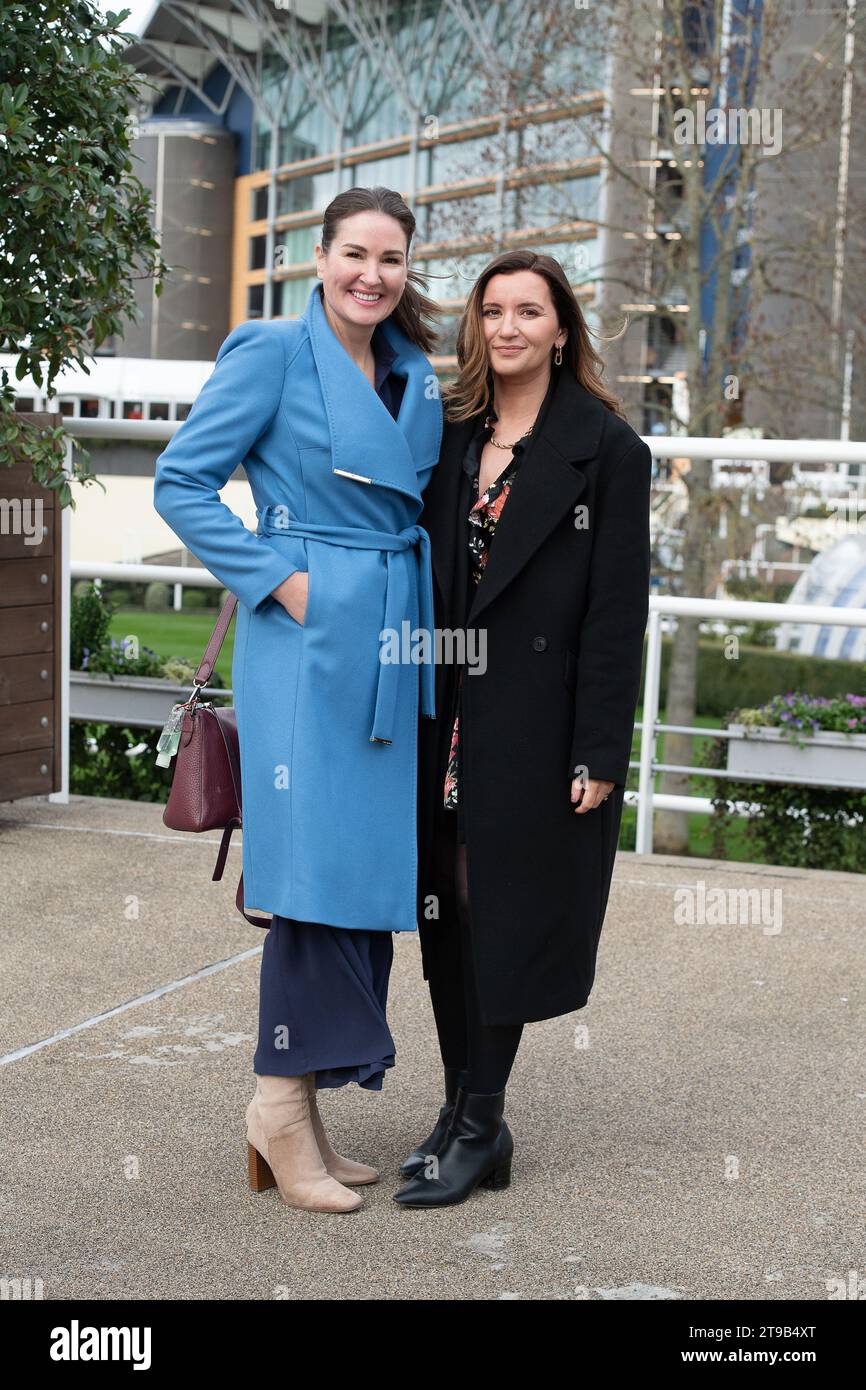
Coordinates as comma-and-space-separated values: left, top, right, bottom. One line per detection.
0, 793, 863, 1301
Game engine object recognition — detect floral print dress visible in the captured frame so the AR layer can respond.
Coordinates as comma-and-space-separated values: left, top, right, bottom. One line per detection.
443, 437, 524, 812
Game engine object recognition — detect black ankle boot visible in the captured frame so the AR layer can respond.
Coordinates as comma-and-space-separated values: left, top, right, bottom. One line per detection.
398, 1065, 466, 1177
392, 1086, 513, 1207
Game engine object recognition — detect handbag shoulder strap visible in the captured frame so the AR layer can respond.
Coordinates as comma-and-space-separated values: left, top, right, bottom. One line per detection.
210, 818, 273, 929
194, 594, 237, 686
183, 593, 272, 930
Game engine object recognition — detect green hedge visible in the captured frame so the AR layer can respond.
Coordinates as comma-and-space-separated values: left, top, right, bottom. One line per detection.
644, 636, 866, 719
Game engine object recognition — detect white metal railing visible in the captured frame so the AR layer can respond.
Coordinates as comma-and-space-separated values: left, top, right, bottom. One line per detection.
634, 596, 866, 853
52, 426, 866, 854
644, 435, 866, 464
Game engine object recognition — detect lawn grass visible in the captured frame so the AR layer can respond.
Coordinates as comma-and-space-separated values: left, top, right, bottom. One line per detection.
108, 607, 237, 686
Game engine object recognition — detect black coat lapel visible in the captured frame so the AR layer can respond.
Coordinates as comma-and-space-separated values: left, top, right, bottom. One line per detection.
466, 369, 607, 626
422, 368, 610, 631
420, 415, 474, 623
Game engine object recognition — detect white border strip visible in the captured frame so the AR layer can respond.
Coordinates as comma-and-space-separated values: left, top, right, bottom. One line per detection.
0, 945, 263, 1067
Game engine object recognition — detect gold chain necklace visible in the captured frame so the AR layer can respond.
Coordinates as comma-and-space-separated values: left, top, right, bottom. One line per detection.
484, 415, 535, 450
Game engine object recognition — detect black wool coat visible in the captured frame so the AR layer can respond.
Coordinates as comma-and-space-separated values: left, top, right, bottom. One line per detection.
415, 365, 652, 1025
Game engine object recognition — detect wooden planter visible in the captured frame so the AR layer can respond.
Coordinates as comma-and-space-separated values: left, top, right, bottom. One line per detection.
0, 432, 63, 800
726, 723, 866, 787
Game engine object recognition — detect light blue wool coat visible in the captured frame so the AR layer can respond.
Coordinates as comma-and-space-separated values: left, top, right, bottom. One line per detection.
153, 283, 443, 930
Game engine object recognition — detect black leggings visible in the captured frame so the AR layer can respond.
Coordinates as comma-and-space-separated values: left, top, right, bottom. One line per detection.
424, 810, 523, 1095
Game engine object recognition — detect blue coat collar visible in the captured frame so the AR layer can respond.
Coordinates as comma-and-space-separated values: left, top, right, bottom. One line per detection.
301, 282, 442, 506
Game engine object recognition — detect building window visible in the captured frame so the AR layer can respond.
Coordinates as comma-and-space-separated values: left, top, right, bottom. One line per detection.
516, 174, 600, 227
643, 382, 674, 435
682, 1, 714, 58
349, 151, 410, 192
252, 185, 269, 221
275, 225, 319, 266
276, 277, 317, 317
275, 176, 314, 215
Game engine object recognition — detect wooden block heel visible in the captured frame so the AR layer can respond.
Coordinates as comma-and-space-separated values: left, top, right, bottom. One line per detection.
247, 1140, 276, 1192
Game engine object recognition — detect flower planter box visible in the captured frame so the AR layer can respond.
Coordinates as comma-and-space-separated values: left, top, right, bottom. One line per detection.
726, 723, 866, 787
71, 671, 230, 728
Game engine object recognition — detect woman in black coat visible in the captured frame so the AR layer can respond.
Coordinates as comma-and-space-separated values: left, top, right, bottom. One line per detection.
392, 249, 652, 1208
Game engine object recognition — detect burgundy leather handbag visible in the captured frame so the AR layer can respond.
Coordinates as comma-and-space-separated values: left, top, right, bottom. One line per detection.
159, 594, 271, 928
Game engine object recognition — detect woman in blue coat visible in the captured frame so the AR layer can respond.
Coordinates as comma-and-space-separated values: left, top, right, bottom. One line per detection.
153, 186, 442, 1213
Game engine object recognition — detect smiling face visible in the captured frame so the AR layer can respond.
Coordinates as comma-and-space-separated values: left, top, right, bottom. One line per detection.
480, 270, 567, 380
315, 210, 409, 335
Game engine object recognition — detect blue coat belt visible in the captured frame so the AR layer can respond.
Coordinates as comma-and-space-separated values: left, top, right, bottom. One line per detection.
255, 505, 436, 746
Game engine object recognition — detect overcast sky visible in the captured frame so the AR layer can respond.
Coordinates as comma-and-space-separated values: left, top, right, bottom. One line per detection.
96, 0, 152, 39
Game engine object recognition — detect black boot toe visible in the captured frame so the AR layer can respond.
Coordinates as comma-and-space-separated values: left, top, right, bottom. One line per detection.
398, 1064, 466, 1176
393, 1087, 513, 1208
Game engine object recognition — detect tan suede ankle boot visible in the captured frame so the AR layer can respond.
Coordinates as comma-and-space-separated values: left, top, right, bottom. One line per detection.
305, 1074, 379, 1185
246, 1073, 363, 1212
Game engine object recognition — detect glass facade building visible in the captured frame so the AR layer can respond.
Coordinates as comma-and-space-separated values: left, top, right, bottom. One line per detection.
125, 0, 606, 372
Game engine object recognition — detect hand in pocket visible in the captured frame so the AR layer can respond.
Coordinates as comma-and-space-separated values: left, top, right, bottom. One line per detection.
272, 570, 309, 626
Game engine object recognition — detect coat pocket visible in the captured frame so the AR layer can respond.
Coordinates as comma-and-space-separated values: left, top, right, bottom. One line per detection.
285, 578, 308, 629
299, 536, 324, 632
271, 539, 309, 629
286, 559, 312, 630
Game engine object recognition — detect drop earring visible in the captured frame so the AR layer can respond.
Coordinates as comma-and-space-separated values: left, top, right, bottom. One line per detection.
554, 342, 563, 366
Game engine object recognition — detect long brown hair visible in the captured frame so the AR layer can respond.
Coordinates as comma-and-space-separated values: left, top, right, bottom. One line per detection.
319, 186, 439, 354
442, 248, 625, 422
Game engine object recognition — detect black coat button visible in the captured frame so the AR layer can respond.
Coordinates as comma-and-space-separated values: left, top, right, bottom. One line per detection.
532, 636, 548, 652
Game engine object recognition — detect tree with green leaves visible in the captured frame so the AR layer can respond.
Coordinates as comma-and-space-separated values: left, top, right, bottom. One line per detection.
0, 1, 166, 506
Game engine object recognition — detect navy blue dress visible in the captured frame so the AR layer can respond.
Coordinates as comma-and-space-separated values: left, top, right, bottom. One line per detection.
253, 324, 407, 1091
